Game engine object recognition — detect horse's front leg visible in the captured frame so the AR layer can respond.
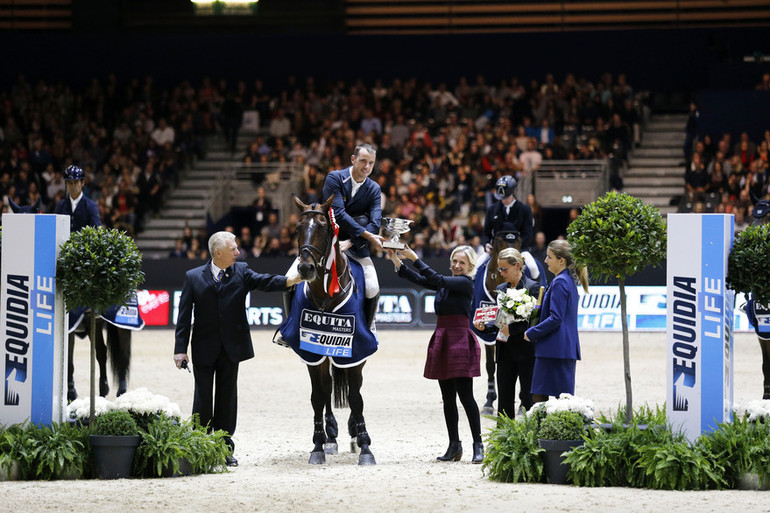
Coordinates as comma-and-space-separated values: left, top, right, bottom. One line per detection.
482, 344, 496, 415
307, 359, 332, 464
67, 333, 77, 402
324, 395, 339, 455
347, 363, 375, 466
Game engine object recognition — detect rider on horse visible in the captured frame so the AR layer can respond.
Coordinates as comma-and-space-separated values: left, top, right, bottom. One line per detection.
282, 143, 385, 337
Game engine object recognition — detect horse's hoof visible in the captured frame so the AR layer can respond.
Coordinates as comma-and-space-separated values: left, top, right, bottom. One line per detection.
308, 451, 326, 465
67, 387, 77, 402
481, 406, 495, 416
117, 381, 127, 397
358, 453, 376, 466
99, 380, 109, 397
324, 442, 338, 455
350, 438, 360, 454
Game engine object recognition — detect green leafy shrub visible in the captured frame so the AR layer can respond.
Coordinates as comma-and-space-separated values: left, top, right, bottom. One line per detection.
91, 409, 140, 437
182, 416, 230, 474
697, 417, 770, 488
28, 423, 88, 480
0, 424, 35, 479
537, 410, 586, 441
727, 224, 770, 304
636, 436, 723, 490
483, 413, 543, 483
134, 415, 229, 477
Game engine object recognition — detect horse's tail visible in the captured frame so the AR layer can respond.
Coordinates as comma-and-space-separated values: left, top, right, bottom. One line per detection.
332, 365, 348, 409
106, 324, 131, 383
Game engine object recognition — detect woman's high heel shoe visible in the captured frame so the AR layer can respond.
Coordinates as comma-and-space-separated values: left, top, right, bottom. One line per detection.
437, 441, 463, 462
472, 442, 484, 464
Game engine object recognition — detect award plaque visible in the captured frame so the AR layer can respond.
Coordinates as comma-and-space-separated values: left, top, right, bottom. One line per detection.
382, 217, 413, 250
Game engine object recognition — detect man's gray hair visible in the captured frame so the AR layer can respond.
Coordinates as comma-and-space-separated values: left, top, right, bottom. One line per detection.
354, 143, 377, 158
208, 231, 235, 256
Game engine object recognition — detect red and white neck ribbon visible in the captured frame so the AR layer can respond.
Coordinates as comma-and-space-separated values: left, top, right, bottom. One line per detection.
325, 206, 340, 296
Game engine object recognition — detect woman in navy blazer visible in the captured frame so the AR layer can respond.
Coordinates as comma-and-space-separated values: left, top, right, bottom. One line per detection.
524, 240, 589, 403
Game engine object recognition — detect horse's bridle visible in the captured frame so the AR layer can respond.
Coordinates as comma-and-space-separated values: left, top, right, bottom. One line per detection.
298, 209, 332, 269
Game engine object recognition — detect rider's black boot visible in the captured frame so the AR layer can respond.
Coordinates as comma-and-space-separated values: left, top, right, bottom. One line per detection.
364, 294, 379, 331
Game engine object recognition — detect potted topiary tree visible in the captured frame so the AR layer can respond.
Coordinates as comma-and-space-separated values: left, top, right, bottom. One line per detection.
536, 410, 587, 484
89, 409, 141, 479
56, 226, 144, 423
567, 191, 667, 424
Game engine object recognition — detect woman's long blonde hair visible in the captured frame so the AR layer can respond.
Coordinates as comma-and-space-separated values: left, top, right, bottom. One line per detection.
548, 239, 589, 293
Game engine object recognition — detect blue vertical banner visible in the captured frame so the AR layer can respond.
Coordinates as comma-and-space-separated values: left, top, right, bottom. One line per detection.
667, 214, 734, 442
1, 214, 70, 426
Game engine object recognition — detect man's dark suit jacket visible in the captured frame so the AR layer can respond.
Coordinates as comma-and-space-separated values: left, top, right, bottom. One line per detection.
322, 167, 382, 259
54, 194, 101, 231
174, 261, 288, 365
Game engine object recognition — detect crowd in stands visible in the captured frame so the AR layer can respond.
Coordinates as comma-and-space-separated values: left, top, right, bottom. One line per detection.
175, 71, 643, 259
0, 70, 674, 261
0, 74, 209, 236
681, 97, 770, 231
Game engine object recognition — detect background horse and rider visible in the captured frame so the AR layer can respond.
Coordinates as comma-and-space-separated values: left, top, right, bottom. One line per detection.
6, 198, 141, 402
470, 225, 547, 414
275, 195, 378, 465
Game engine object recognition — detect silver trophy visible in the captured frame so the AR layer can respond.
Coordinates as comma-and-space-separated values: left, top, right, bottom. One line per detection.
382, 217, 413, 250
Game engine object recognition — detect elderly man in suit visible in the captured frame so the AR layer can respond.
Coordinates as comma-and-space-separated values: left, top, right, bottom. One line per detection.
283, 143, 385, 331
174, 231, 302, 466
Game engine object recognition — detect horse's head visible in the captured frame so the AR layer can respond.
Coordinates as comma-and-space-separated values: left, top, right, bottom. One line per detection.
9, 197, 42, 214
294, 194, 335, 281
492, 229, 522, 254
751, 192, 770, 226
486, 228, 522, 291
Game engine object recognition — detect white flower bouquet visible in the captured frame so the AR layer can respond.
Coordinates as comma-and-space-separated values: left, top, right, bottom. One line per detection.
66, 387, 181, 424
735, 399, 770, 422
529, 393, 595, 423
66, 396, 111, 420
495, 286, 538, 327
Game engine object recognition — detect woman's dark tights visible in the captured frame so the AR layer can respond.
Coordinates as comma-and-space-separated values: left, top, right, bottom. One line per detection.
438, 378, 481, 444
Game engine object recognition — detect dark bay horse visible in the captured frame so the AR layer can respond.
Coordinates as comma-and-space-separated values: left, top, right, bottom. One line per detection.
66, 307, 141, 401
276, 195, 377, 465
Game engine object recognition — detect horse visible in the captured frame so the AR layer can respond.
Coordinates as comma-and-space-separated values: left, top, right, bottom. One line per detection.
470, 228, 547, 415
746, 194, 770, 399
66, 299, 144, 401
275, 195, 378, 465
7, 198, 140, 402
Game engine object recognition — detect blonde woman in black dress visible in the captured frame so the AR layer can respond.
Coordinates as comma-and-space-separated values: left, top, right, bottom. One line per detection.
387, 244, 483, 464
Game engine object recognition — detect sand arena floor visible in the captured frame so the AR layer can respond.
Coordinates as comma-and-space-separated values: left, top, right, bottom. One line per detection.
2, 329, 768, 512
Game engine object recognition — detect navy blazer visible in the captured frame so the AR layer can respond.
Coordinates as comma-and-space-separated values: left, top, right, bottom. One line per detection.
54, 195, 101, 232
322, 167, 382, 259
524, 269, 581, 360
174, 261, 287, 365
483, 200, 534, 249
